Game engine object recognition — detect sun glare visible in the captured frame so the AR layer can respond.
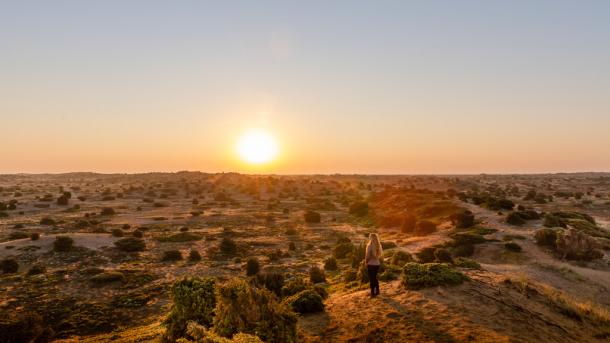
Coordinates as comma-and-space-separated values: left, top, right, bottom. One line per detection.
236, 129, 279, 164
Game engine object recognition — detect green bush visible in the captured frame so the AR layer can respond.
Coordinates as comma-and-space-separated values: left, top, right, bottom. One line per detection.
504, 242, 522, 252
453, 257, 481, 269
246, 258, 260, 276
506, 212, 526, 225
309, 266, 326, 284
415, 247, 436, 263
100, 207, 116, 216
53, 236, 74, 252
304, 210, 321, 224
390, 250, 413, 266
455, 210, 475, 229
281, 278, 310, 298
213, 279, 297, 343
283, 289, 324, 314
1, 259, 19, 274
333, 242, 353, 259
434, 248, 453, 263
324, 257, 338, 271
542, 213, 566, 228
378, 264, 402, 281
556, 229, 604, 261
312, 284, 329, 299
401, 263, 468, 289
56, 195, 69, 206
163, 250, 183, 262
535, 228, 559, 248
114, 237, 146, 252
164, 277, 216, 341
189, 250, 202, 262
451, 243, 475, 257
182, 321, 263, 342
255, 272, 285, 296
220, 237, 238, 255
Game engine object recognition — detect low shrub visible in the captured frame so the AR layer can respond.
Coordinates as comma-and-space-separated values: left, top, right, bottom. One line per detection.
285, 227, 298, 236
164, 277, 216, 341
281, 278, 310, 298
378, 264, 402, 281
415, 247, 436, 263
304, 210, 321, 224
401, 263, 468, 289
100, 207, 116, 216
453, 257, 481, 269
189, 250, 202, 262
214, 278, 297, 343
455, 210, 475, 229
255, 272, 285, 296
309, 266, 326, 284
390, 250, 413, 266
27, 264, 46, 275
324, 257, 338, 271
556, 229, 603, 261
1, 258, 19, 274
504, 242, 522, 252
114, 237, 146, 252
542, 213, 566, 228
111, 228, 124, 237
451, 244, 475, 257
434, 248, 453, 263
30, 233, 40, 241
163, 250, 183, 262
220, 237, 238, 255
313, 284, 329, 299
246, 258, 260, 276
506, 212, 526, 225
53, 236, 74, 252
132, 229, 144, 238
535, 228, 559, 248
333, 242, 354, 259
56, 195, 69, 206
283, 289, 324, 314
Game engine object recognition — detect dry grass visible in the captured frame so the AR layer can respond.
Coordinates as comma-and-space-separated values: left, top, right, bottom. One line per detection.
508, 275, 610, 329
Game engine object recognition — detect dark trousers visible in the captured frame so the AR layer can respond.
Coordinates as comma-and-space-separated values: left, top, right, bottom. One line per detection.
367, 264, 380, 296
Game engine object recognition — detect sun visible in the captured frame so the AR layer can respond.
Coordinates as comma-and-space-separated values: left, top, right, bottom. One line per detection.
236, 129, 279, 164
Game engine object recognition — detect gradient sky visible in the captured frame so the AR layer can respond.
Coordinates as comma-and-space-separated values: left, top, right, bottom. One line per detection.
1, 1, 609, 174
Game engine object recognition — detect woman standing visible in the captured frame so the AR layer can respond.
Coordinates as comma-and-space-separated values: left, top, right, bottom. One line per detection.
365, 233, 383, 297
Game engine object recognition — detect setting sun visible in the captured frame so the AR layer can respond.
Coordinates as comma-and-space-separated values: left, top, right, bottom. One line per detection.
236, 129, 279, 164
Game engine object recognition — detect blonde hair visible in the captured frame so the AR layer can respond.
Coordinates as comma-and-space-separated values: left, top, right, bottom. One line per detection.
367, 233, 383, 259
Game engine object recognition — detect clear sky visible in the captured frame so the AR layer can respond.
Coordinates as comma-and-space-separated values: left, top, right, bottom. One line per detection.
1, 1, 609, 174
